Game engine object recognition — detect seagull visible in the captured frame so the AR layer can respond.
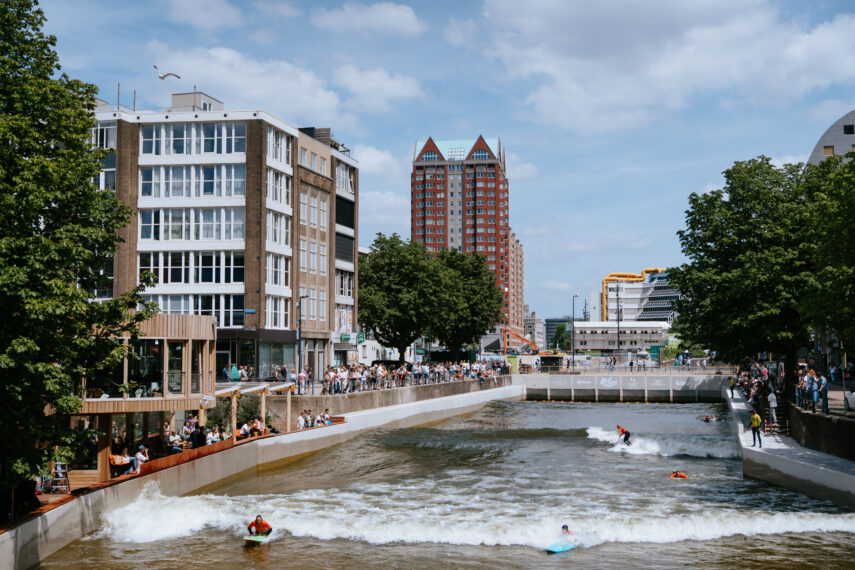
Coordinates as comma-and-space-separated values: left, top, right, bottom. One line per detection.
153, 65, 181, 80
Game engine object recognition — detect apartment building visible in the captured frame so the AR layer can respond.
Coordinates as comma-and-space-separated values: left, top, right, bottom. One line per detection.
411, 136, 524, 336
523, 306, 546, 351
92, 92, 358, 378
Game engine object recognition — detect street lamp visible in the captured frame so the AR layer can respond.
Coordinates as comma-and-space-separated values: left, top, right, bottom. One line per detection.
616, 285, 621, 367
571, 294, 579, 372
297, 295, 309, 392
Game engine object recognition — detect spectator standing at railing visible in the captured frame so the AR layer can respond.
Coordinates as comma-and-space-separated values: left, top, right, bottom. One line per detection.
222, 366, 230, 382
819, 372, 829, 414
767, 390, 778, 425
230, 364, 240, 382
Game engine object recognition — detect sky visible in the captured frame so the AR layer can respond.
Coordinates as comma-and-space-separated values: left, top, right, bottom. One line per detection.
39, 0, 855, 319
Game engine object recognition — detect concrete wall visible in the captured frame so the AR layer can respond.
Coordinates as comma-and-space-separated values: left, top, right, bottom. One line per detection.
787, 404, 855, 461
274, 376, 512, 426
725, 387, 855, 509
1, 385, 523, 569
517, 373, 724, 403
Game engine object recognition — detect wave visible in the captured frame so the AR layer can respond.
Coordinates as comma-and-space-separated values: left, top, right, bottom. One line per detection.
99, 482, 855, 548
586, 427, 740, 459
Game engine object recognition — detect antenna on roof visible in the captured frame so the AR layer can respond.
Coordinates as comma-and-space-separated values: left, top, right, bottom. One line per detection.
116, 83, 120, 110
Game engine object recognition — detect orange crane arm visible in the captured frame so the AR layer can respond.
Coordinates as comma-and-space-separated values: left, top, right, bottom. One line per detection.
503, 326, 538, 354
601, 268, 667, 320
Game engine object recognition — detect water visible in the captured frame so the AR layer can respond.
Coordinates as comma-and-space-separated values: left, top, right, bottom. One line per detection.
43, 402, 855, 568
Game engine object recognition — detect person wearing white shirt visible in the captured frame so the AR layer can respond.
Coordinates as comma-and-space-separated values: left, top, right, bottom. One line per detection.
135, 445, 149, 470
767, 391, 778, 425
296, 414, 305, 430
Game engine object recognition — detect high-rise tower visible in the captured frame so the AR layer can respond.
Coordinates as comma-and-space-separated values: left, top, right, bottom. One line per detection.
411, 136, 524, 336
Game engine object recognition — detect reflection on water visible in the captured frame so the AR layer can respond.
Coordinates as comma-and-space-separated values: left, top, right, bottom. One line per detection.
43, 401, 855, 569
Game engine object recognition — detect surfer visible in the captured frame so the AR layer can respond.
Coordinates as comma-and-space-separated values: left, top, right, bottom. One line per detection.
702, 416, 714, 423
616, 424, 631, 446
561, 524, 574, 535
670, 471, 688, 479
247, 515, 272, 536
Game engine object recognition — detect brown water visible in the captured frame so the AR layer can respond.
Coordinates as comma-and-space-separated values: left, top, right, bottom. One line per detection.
42, 401, 855, 568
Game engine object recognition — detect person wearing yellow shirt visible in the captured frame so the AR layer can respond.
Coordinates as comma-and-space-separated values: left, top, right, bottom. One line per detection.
749, 409, 762, 448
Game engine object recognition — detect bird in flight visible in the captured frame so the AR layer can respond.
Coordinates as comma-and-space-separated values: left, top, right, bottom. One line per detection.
153, 65, 181, 80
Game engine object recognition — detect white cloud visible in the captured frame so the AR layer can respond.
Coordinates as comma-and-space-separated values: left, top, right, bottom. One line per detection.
506, 152, 538, 180
808, 98, 855, 123
543, 280, 572, 291
445, 17, 478, 47
333, 65, 422, 113
146, 41, 351, 128
165, 0, 244, 30
312, 2, 427, 37
482, 0, 855, 133
770, 154, 808, 168
358, 190, 411, 239
253, 0, 299, 19
352, 144, 405, 176
701, 182, 720, 194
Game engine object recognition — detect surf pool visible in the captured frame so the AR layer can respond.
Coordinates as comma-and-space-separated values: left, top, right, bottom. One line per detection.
43, 401, 855, 568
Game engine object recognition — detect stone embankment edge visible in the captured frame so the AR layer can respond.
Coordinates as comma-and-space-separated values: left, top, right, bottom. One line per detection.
723, 386, 855, 508
1, 385, 524, 569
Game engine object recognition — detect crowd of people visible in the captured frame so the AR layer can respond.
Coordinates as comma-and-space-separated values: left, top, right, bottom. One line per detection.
296, 408, 332, 430
314, 361, 506, 395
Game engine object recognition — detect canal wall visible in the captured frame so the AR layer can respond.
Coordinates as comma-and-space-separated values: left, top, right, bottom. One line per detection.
0, 384, 524, 569
275, 375, 512, 428
517, 373, 725, 402
787, 403, 855, 462
724, 386, 855, 509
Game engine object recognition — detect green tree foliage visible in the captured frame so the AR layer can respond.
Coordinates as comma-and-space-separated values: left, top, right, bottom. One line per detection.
551, 323, 570, 351
358, 234, 443, 362
669, 156, 811, 387
800, 153, 855, 352
0, 0, 154, 520
432, 249, 504, 357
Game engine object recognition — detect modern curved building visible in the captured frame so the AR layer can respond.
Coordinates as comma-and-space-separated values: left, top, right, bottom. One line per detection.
807, 109, 855, 165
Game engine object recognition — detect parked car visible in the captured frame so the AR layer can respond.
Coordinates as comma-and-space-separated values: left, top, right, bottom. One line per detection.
844, 390, 855, 413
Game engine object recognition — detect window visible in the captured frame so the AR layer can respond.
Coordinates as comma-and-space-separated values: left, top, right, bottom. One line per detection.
336, 271, 353, 297
309, 241, 317, 273
299, 239, 307, 270
844, 124, 854, 135
335, 233, 354, 263
300, 147, 307, 166
163, 252, 189, 283
224, 251, 244, 283
196, 252, 218, 283
299, 192, 307, 223
91, 121, 117, 149
309, 288, 316, 319
267, 127, 291, 163
225, 123, 246, 153
336, 162, 355, 195
138, 252, 159, 282
223, 165, 246, 196
139, 210, 160, 240
266, 253, 290, 287
309, 196, 317, 228
201, 123, 217, 153
824, 146, 834, 156
310, 153, 317, 170
319, 245, 327, 275
140, 167, 160, 197
319, 200, 327, 231
265, 295, 290, 329
319, 157, 327, 175
421, 151, 438, 161
299, 287, 307, 318
267, 169, 291, 205
141, 125, 160, 154
224, 208, 245, 239
319, 290, 326, 321
166, 123, 189, 155
166, 166, 190, 197
266, 211, 290, 246
197, 166, 215, 196
335, 197, 355, 228
194, 208, 221, 240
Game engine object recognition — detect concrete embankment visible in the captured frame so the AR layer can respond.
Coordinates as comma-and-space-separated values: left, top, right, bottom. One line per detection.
724, 386, 855, 508
1, 382, 523, 569
518, 373, 724, 402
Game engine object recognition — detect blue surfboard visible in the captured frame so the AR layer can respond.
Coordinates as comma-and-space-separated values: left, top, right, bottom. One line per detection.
546, 542, 577, 553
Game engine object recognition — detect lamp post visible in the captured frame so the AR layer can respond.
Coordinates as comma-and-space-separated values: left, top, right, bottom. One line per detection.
616, 285, 621, 367
297, 295, 309, 393
571, 294, 579, 372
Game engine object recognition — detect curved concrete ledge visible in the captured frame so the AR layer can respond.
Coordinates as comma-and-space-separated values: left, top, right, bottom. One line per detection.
517, 373, 725, 402
724, 386, 855, 508
1, 385, 524, 569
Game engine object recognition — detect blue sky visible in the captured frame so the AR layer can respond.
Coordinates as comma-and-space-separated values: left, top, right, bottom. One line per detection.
40, 0, 855, 318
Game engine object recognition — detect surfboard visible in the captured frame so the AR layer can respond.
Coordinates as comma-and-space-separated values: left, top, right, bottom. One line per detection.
546, 542, 577, 553
244, 535, 269, 545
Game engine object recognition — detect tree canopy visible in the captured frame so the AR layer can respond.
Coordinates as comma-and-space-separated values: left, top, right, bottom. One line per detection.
669, 153, 855, 387
358, 234, 504, 361
0, 0, 153, 521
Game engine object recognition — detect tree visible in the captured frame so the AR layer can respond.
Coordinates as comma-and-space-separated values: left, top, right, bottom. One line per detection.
431, 249, 504, 357
800, 153, 855, 355
358, 234, 442, 363
0, 0, 154, 521
551, 323, 570, 351
669, 156, 811, 392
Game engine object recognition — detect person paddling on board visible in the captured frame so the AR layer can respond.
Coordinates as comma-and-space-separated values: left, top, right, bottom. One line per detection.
616, 424, 631, 446
248, 515, 272, 536
702, 416, 714, 423
561, 524, 574, 535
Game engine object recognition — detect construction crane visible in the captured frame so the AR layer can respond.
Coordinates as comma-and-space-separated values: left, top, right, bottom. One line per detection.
502, 326, 538, 355
601, 268, 667, 320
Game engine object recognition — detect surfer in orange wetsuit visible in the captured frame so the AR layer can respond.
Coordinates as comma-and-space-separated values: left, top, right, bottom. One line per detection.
616, 425, 631, 446
670, 471, 688, 479
248, 515, 272, 536
561, 524, 573, 535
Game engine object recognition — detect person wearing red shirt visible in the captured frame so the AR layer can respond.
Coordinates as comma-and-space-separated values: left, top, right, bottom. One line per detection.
248, 515, 272, 536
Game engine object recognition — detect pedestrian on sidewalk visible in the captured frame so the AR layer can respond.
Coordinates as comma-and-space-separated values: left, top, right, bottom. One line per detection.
767, 390, 778, 425
819, 373, 829, 414
729, 376, 735, 398
749, 409, 762, 448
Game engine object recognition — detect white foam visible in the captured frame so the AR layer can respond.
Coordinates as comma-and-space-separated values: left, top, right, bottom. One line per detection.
586, 426, 740, 459
100, 481, 855, 549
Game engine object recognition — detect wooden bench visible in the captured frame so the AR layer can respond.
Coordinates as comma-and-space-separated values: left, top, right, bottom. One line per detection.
68, 470, 99, 489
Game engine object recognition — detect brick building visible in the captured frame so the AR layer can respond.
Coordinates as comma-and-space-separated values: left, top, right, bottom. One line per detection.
92, 92, 359, 378
411, 136, 524, 337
